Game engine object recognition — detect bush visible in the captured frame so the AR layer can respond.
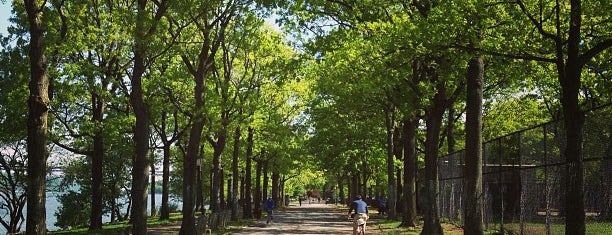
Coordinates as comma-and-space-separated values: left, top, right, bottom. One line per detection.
54, 191, 90, 230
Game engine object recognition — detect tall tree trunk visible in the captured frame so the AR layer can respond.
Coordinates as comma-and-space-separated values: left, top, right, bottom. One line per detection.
263, 161, 269, 200
244, 127, 254, 219
179, 3, 226, 232
338, 176, 345, 204
272, 171, 280, 204
421, 90, 446, 235
160, 145, 171, 219
179, 80, 206, 234
90, 98, 104, 230
130, 1, 168, 233
129, 2, 152, 233
447, 107, 457, 220
254, 160, 262, 219
350, 172, 359, 203
24, 0, 50, 234
384, 104, 397, 219
210, 126, 228, 212
150, 156, 157, 217
231, 126, 241, 221
601, 136, 612, 220
401, 117, 418, 227
563, 2, 586, 234
157, 111, 182, 220
464, 56, 484, 234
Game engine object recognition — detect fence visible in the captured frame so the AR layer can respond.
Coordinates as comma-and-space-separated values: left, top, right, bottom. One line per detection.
438, 105, 612, 234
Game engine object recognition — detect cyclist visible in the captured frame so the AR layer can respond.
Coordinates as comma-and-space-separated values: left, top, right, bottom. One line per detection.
347, 195, 369, 235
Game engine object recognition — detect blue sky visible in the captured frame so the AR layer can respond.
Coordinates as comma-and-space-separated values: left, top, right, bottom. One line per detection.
0, 1, 10, 35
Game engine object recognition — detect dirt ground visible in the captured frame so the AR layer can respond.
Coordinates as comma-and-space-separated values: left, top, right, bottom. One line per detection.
146, 202, 370, 235
230, 202, 363, 235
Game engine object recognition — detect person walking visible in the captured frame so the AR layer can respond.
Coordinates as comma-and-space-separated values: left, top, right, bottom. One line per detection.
347, 195, 369, 235
264, 197, 275, 224
377, 196, 387, 216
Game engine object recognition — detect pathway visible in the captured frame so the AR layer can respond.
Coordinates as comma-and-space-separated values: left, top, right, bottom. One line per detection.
147, 202, 384, 235
231, 202, 378, 235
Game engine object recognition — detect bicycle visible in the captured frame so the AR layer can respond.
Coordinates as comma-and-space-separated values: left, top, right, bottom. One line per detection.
349, 213, 368, 235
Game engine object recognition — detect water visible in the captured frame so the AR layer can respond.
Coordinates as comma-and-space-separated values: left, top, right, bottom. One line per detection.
0, 192, 173, 234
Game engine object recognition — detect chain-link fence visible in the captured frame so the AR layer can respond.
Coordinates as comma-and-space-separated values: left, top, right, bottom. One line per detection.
439, 104, 612, 234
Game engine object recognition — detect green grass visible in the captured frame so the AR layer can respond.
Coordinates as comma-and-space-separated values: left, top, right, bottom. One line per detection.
50, 213, 183, 235
490, 221, 612, 235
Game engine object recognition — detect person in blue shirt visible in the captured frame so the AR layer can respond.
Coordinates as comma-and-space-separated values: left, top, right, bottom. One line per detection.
347, 195, 369, 234
264, 197, 275, 224
377, 196, 387, 215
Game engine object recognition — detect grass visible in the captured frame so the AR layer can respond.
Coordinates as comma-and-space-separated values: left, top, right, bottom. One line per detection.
50, 213, 182, 235
490, 221, 612, 235
48, 211, 612, 235
367, 219, 466, 235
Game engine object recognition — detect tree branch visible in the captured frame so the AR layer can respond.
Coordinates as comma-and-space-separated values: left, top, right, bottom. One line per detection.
578, 39, 612, 66
516, 0, 559, 41
452, 43, 556, 63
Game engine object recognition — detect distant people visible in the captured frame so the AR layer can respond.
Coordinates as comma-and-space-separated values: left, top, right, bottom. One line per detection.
298, 197, 303, 206
347, 195, 369, 235
264, 197, 275, 224
377, 197, 387, 215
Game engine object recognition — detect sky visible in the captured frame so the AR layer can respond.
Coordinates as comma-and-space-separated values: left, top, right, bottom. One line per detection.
0, 1, 10, 36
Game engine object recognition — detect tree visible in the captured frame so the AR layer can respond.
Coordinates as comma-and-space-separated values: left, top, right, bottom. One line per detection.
170, 1, 233, 232
0, 26, 30, 234
129, 0, 169, 233
24, 0, 51, 233
0, 142, 27, 233
479, 1, 612, 233
464, 56, 484, 234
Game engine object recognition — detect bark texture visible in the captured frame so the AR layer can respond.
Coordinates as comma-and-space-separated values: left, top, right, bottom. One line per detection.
464, 56, 484, 235
24, 0, 50, 234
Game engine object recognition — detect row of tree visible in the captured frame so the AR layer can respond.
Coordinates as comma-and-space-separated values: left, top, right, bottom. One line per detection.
1, 0, 321, 234
288, 0, 610, 235
0, 0, 610, 235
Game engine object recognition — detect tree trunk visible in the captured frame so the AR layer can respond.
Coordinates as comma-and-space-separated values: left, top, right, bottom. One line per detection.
464, 56, 484, 235
209, 124, 229, 212
160, 145, 171, 220
447, 107, 457, 221
272, 171, 280, 204
563, 2, 586, 235
90, 105, 104, 230
150, 156, 157, 217
179, 96, 205, 235
231, 126, 241, 221
254, 160, 262, 219
129, 1, 152, 232
421, 88, 446, 235
401, 117, 418, 227
244, 127, 254, 219
24, 0, 50, 233
601, 136, 612, 220
263, 161, 269, 201
385, 104, 397, 219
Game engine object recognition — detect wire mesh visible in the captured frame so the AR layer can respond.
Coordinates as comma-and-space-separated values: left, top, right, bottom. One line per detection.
438, 105, 612, 234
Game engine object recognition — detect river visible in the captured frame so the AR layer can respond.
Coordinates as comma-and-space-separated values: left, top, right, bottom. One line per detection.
0, 192, 175, 234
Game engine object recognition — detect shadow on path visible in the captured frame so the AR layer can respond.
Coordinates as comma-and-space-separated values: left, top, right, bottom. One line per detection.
231, 203, 360, 235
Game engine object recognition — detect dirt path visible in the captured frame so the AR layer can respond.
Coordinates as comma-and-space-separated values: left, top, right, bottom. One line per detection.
146, 202, 384, 235
231, 202, 379, 235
